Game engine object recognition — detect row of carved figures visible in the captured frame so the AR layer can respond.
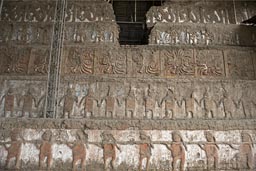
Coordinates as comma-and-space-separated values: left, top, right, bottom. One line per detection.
1, 130, 255, 171
0, 85, 255, 119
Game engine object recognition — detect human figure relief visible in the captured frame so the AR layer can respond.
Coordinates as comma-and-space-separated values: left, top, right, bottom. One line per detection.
79, 88, 96, 118
99, 86, 120, 118
200, 88, 216, 118
218, 90, 234, 119
67, 131, 88, 171
36, 130, 53, 169
164, 131, 187, 171
199, 131, 219, 169
37, 94, 46, 118
59, 88, 78, 118
138, 132, 153, 171
231, 132, 254, 170
4, 129, 23, 169
18, 88, 37, 117
0, 88, 15, 117
185, 92, 198, 118
124, 85, 136, 118
159, 88, 177, 119
143, 85, 155, 119
98, 132, 121, 170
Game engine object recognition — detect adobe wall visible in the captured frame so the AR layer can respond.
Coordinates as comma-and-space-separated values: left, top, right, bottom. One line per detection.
0, 0, 255, 170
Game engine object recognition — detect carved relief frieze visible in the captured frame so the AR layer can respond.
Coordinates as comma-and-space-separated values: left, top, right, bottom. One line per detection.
0, 46, 31, 75
0, 129, 255, 170
1, 1, 55, 22
0, 80, 47, 118
64, 22, 119, 45
146, 1, 235, 26
149, 23, 256, 46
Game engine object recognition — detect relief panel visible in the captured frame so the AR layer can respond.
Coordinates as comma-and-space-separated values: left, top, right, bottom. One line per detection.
225, 50, 255, 80
0, 129, 255, 170
161, 49, 195, 77
195, 49, 224, 77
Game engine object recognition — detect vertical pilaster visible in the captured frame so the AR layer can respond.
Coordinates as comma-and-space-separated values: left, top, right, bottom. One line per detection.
0, 0, 3, 19
45, 0, 67, 118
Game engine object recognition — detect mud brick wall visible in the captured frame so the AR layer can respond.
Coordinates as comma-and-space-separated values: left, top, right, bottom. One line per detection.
0, 0, 256, 171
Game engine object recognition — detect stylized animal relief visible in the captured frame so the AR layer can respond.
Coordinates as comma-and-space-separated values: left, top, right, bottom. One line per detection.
18, 89, 37, 117
160, 88, 177, 119
199, 131, 219, 169
164, 131, 186, 171
97, 50, 126, 75
67, 131, 88, 171
138, 132, 153, 171
144, 51, 160, 76
0, 88, 16, 117
3, 129, 22, 169
79, 88, 96, 118
66, 48, 94, 74
59, 88, 78, 118
231, 132, 254, 170
162, 49, 195, 77
195, 50, 223, 77
99, 132, 121, 170
3, 48, 30, 74
36, 130, 53, 169
31, 49, 49, 75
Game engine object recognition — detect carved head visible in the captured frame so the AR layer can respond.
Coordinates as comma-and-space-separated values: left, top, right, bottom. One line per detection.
205, 131, 215, 142
7, 88, 14, 94
66, 88, 72, 95
10, 129, 20, 141
241, 132, 253, 145
172, 131, 182, 142
42, 130, 52, 141
139, 131, 150, 142
76, 130, 88, 142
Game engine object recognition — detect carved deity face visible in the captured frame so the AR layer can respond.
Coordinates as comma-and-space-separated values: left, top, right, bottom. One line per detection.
42, 131, 52, 141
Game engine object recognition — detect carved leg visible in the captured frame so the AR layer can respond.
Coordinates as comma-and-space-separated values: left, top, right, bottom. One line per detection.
180, 155, 185, 171
247, 153, 253, 169
172, 158, 177, 171
138, 157, 143, 171
5, 156, 10, 168
111, 158, 115, 170
81, 157, 86, 171
15, 156, 21, 169
39, 154, 44, 168
214, 156, 219, 169
146, 157, 150, 171
47, 154, 52, 169
72, 157, 77, 171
